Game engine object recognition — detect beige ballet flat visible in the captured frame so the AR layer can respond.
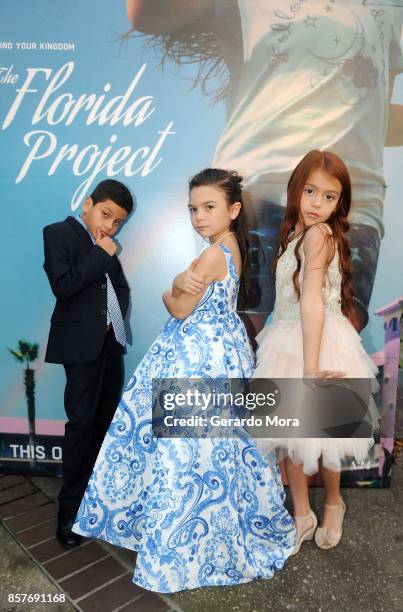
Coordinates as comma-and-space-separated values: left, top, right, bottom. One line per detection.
290, 509, 318, 556
315, 497, 346, 550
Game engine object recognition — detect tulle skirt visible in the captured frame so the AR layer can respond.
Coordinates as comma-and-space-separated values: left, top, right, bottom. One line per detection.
252, 315, 379, 476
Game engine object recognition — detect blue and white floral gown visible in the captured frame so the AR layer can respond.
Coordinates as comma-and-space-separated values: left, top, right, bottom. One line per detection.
73, 244, 295, 593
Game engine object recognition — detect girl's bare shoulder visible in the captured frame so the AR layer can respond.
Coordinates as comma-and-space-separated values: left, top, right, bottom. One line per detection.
303, 223, 334, 257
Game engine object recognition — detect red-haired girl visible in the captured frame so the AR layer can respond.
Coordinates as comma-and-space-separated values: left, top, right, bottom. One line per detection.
254, 151, 378, 553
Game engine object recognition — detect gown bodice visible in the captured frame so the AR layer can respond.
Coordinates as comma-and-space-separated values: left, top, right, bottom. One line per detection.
271, 230, 344, 324
188, 244, 240, 320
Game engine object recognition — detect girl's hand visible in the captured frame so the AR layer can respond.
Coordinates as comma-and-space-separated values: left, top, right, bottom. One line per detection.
164, 246, 227, 319
303, 369, 346, 391
173, 259, 205, 295
304, 369, 346, 379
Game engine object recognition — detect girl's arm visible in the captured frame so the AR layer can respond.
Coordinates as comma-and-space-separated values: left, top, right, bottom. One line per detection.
127, 0, 214, 34
172, 258, 205, 297
300, 225, 332, 375
163, 246, 226, 319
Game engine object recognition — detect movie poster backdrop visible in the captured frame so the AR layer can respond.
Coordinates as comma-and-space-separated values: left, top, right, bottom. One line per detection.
1, 0, 402, 484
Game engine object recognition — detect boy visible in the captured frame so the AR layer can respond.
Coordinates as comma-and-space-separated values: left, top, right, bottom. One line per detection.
43, 179, 134, 546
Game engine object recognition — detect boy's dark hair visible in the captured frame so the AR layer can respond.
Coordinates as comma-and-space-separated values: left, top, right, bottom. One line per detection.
90, 180, 134, 214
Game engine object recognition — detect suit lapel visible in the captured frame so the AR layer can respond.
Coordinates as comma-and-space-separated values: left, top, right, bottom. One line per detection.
66, 216, 94, 249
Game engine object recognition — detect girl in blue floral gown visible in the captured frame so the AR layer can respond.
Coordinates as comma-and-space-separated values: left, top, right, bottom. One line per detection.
73, 168, 295, 593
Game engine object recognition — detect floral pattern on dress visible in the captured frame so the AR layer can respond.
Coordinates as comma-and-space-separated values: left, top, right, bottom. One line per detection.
73, 245, 295, 593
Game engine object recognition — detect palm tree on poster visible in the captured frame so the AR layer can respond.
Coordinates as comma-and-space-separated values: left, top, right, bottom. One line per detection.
8, 340, 39, 467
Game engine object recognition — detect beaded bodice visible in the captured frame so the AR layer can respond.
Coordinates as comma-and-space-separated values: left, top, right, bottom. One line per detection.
271, 232, 344, 324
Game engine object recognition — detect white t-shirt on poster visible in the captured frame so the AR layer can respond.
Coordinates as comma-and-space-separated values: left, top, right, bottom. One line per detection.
211, 0, 403, 235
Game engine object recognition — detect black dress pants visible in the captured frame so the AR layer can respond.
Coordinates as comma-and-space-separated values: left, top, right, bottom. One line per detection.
58, 330, 124, 518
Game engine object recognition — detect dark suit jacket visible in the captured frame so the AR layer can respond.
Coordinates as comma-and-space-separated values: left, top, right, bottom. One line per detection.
43, 216, 130, 364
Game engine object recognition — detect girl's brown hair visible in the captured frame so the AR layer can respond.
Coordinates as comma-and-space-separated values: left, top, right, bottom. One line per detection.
189, 168, 250, 310
274, 150, 359, 329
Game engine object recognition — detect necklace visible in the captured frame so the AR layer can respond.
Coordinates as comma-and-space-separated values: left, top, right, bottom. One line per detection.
209, 230, 234, 247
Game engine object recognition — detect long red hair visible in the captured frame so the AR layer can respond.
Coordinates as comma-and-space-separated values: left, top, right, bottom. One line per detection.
273, 150, 359, 329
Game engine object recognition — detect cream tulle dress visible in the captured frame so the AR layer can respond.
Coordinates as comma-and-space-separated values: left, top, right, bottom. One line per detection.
253, 225, 378, 475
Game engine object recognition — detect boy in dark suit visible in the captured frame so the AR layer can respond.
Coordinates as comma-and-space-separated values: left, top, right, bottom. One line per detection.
43, 179, 134, 545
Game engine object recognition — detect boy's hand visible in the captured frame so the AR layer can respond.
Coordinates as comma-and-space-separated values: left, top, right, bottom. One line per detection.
95, 229, 117, 257
173, 258, 205, 295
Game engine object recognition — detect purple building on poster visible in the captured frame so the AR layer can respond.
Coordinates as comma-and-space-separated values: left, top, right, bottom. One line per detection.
374, 296, 403, 481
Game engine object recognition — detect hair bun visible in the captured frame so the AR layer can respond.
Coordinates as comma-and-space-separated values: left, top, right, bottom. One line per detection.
189, 167, 244, 194
229, 170, 244, 185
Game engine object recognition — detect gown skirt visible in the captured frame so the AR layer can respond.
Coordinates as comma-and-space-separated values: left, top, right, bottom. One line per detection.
72, 245, 296, 593
253, 313, 379, 476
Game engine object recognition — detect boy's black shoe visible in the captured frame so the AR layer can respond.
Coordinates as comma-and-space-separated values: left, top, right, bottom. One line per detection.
56, 508, 82, 546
